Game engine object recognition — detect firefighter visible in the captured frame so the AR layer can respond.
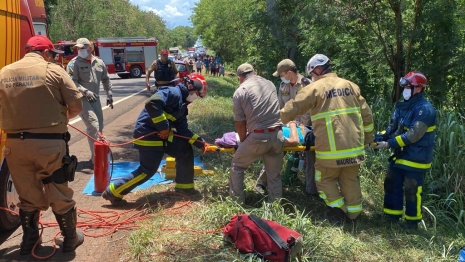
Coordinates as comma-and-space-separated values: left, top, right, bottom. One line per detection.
102, 74, 207, 204
145, 49, 179, 90
280, 54, 374, 224
0, 35, 84, 254
374, 71, 436, 229
67, 38, 114, 164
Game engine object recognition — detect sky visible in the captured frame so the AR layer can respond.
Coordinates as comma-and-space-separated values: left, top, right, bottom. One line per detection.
129, 0, 199, 29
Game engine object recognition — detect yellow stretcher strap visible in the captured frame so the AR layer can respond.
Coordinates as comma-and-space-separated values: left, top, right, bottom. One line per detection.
205, 143, 378, 153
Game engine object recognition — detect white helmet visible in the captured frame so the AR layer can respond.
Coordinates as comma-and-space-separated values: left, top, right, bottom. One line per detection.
306, 54, 330, 76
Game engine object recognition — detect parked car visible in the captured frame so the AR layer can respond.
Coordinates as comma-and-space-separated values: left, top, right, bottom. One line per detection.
175, 60, 189, 79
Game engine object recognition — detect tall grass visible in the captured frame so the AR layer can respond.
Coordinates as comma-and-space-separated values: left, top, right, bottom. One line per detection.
123, 76, 465, 261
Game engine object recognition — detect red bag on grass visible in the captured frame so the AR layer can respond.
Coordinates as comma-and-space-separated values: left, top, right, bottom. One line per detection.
223, 214, 302, 262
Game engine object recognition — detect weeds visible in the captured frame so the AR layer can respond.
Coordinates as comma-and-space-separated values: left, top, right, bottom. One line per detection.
122, 76, 465, 261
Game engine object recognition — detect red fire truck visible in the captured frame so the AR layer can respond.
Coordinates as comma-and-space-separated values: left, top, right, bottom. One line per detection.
54, 40, 96, 69
94, 37, 158, 78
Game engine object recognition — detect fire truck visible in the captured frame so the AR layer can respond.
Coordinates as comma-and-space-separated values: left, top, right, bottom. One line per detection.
54, 40, 96, 69
94, 37, 158, 78
0, 0, 46, 231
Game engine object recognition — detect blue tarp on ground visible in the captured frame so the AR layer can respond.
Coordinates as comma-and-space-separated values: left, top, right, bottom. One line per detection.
82, 157, 205, 196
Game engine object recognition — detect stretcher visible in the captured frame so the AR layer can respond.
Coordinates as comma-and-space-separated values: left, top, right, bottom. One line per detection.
205, 143, 377, 153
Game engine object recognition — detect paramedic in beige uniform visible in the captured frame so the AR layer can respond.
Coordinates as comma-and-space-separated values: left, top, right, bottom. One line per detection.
67, 38, 113, 163
230, 63, 284, 204
0, 35, 84, 254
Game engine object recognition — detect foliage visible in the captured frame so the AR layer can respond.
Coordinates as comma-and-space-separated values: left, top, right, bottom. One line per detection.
166, 26, 197, 50
192, 0, 465, 110
45, 0, 170, 48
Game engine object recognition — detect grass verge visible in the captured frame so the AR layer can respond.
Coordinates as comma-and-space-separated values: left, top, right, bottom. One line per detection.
122, 75, 465, 261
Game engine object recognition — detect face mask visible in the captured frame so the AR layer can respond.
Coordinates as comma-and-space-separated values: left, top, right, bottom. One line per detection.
186, 93, 199, 102
281, 77, 290, 84
78, 49, 88, 59
402, 89, 411, 100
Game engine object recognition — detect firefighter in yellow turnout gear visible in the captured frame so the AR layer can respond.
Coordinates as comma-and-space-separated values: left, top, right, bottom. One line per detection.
280, 54, 374, 223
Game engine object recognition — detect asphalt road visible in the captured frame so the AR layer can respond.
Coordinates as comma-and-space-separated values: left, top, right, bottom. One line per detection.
0, 75, 156, 261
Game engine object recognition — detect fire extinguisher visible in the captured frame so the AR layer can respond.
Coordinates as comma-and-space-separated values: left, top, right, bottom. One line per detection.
93, 132, 111, 193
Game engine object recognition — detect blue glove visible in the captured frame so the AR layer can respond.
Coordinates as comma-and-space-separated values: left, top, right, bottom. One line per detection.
375, 132, 387, 142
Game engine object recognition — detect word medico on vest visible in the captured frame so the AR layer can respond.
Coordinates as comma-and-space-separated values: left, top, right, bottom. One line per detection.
1, 75, 40, 88
336, 155, 365, 166
325, 87, 354, 99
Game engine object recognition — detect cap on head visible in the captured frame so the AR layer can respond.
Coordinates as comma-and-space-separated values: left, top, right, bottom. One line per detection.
74, 38, 91, 48
399, 71, 428, 89
306, 54, 330, 75
237, 63, 254, 76
160, 49, 169, 55
273, 59, 296, 77
25, 35, 64, 54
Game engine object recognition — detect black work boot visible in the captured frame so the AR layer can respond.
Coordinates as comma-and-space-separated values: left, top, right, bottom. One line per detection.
326, 207, 346, 226
19, 209, 41, 255
54, 207, 84, 252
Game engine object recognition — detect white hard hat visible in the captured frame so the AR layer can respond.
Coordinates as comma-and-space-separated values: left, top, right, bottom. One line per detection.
306, 54, 330, 75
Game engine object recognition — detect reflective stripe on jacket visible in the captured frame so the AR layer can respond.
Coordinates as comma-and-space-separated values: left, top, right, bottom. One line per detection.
132, 84, 204, 150
385, 93, 436, 172
280, 73, 374, 168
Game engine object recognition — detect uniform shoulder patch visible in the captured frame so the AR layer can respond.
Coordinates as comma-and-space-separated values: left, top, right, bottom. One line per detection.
301, 77, 311, 86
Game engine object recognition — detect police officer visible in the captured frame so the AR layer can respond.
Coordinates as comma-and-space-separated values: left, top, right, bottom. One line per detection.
0, 35, 84, 254
67, 38, 113, 163
374, 71, 436, 229
255, 59, 317, 196
230, 63, 284, 204
280, 54, 374, 224
145, 49, 179, 90
102, 74, 207, 204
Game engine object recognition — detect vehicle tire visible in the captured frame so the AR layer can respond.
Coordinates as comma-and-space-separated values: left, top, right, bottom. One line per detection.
130, 65, 142, 78
0, 160, 20, 231
117, 73, 131, 79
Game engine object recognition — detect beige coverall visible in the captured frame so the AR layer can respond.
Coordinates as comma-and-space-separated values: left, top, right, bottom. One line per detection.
231, 74, 284, 203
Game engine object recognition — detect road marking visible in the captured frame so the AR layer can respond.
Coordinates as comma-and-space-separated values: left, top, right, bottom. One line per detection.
69, 88, 146, 125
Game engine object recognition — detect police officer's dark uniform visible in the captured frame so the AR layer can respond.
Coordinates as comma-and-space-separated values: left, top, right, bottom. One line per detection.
145, 49, 179, 90
0, 35, 84, 254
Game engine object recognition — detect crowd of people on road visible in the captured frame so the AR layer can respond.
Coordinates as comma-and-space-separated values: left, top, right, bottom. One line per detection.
0, 33, 437, 256
186, 55, 225, 77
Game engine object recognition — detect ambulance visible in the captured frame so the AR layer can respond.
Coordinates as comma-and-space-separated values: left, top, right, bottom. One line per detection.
94, 37, 158, 78
0, 0, 46, 231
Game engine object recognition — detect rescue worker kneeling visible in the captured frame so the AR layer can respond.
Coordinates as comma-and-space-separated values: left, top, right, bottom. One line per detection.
102, 74, 207, 204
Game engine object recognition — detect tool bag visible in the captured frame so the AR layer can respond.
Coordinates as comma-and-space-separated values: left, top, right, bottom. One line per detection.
223, 214, 302, 262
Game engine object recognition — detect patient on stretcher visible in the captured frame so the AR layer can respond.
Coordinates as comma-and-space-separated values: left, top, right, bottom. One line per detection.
215, 121, 312, 148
